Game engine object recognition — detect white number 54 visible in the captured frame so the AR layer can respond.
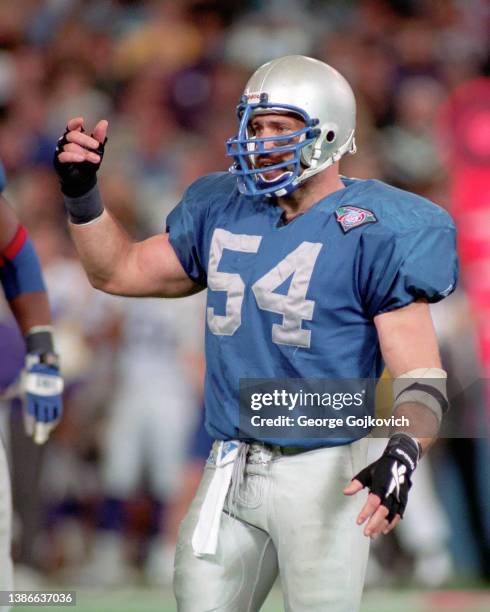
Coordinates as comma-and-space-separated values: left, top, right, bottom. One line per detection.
207, 228, 322, 348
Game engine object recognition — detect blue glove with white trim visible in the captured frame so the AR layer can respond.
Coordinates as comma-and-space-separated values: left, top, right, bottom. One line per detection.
23, 351, 63, 445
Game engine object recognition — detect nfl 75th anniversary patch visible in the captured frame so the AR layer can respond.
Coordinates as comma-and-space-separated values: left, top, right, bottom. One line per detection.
335, 205, 377, 233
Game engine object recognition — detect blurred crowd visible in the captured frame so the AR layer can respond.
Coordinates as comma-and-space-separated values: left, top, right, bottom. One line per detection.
0, 0, 489, 591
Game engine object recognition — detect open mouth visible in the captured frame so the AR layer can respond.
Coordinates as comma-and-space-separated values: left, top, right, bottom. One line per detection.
258, 165, 283, 178
256, 158, 292, 178
256, 157, 285, 171
256, 159, 276, 168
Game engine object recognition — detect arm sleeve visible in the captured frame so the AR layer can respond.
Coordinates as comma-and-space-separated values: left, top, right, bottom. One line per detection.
166, 183, 208, 287
0, 226, 46, 300
0, 161, 5, 193
359, 224, 459, 318
0, 165, 46, 300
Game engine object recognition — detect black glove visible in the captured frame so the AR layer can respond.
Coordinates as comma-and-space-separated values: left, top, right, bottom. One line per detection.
352, 433, 421, 521
53, 126, 107, 197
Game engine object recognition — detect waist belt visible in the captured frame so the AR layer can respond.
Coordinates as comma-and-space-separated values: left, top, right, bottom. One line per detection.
260, 442, 311, 456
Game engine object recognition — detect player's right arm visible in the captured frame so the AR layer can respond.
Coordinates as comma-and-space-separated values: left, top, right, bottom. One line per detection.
68, 212, 199, 298
54, 117, 200, 299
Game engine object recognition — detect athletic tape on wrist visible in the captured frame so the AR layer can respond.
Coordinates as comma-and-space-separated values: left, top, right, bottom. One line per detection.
63, 184, 104, 225
392, 367, 448, 424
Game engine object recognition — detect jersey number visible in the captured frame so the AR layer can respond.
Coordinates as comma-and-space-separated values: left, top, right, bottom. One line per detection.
207, 228, 322, 348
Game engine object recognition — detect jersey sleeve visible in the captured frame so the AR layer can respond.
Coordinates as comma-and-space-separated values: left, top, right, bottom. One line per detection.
359, 222, 458, 318
165, 180, 209, 287
0, 160, 6, 193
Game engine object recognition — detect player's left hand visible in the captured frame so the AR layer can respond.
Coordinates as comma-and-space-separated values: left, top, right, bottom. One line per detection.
343, 433, 421, 539
23, 352, 64, 445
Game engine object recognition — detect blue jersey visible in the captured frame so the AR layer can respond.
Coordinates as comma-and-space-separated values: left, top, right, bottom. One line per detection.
0, 160, 5, 193
167, 173, 458, 447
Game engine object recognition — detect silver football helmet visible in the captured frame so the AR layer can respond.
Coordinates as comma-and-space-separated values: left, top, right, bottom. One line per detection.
226, 55, 357, 196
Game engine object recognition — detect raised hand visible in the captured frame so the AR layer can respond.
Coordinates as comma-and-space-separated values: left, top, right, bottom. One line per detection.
53, 117, 108, 197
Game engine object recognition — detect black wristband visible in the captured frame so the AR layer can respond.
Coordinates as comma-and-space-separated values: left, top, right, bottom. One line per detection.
63, 185, 104, 224
25, 327, 54, 354
385, 432, 421, 469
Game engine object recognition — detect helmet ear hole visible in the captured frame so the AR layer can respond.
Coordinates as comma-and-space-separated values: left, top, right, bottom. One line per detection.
326, 130, 336, 143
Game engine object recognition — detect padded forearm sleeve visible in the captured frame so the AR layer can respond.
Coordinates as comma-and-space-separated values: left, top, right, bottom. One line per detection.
0, 225, 45, 300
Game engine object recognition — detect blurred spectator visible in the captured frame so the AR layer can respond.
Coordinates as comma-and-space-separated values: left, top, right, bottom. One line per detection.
379, 76, 447, 189
87, 292, 204, 587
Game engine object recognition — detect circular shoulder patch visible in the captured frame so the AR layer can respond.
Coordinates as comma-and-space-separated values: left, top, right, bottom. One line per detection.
335, 205, 377, 233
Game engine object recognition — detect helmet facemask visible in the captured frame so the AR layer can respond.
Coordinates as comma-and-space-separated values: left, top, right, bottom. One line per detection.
226, 94, 321, 197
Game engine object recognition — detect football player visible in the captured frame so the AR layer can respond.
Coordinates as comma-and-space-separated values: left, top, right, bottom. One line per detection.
54, 56, 457, 612
0, 161, 63, 605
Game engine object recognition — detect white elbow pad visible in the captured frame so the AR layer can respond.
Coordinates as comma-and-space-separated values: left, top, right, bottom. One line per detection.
392, 368, 448, 425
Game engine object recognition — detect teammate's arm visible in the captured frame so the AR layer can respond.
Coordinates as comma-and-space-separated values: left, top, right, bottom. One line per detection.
0, 196, 51, 331
54, 117, 200, 298
0, 195, 63, 444
344, 300, 443, 538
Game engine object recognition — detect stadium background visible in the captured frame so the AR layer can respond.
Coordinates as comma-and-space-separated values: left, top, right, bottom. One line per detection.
0, 0, 489, 610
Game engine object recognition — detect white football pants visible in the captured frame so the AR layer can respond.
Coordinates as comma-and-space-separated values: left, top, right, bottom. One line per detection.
174, 438, 370, 612
0, 430, 13, 612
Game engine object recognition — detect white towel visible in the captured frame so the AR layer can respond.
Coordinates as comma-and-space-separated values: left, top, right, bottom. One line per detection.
192, 440, 239, 557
